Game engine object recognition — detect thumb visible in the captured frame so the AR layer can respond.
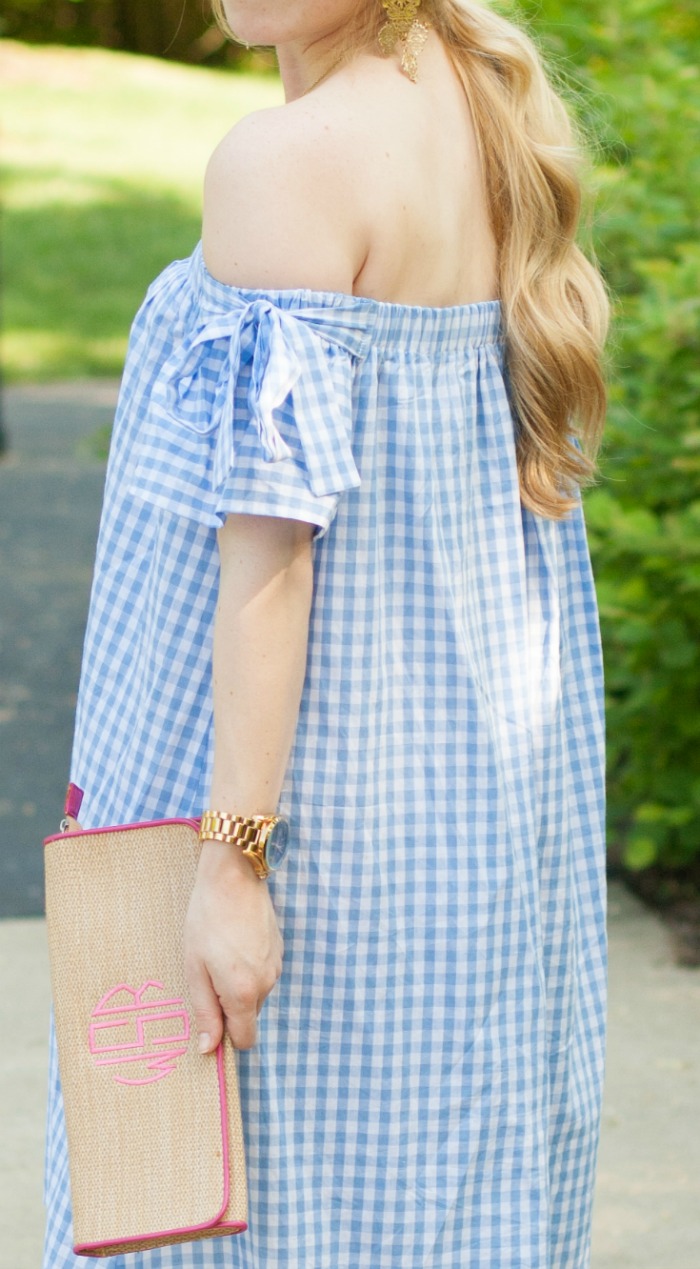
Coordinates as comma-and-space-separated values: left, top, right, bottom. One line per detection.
187, 959, 225, 1055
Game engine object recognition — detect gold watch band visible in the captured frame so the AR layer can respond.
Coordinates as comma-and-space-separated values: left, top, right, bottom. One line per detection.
198, 810, 277, 879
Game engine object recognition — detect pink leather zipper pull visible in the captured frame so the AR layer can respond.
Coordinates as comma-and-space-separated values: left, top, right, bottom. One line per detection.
64, 783, 84, 821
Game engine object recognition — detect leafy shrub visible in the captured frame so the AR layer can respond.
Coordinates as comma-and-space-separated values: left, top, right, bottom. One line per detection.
525, 0, 700, 869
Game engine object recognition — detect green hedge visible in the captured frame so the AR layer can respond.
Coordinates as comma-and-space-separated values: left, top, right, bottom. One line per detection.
524, 0, 700, 869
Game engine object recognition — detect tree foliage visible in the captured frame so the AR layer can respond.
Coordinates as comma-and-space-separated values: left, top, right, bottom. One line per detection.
520, 0, 700, 870
0, 0, 263, 67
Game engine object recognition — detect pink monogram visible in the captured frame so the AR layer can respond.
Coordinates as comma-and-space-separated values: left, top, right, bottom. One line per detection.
89, 981, 190, 1086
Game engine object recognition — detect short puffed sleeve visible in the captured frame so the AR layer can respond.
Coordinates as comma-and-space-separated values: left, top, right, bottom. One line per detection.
129, 291, 370, 540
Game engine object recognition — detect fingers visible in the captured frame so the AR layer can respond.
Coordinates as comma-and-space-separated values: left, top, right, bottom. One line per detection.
187, 961, 277, 1053
186, 958, 225, 1055
221, 972, 273, 1050
222, 981, 259, 1051
184, 891, 284, 1054
221, 968, 283, 1051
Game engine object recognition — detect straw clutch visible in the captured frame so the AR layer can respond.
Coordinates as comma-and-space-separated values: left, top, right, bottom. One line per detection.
43, 787, 248, 1258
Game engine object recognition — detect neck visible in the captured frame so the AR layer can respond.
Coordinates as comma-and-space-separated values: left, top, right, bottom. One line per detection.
276, 23, 353, 102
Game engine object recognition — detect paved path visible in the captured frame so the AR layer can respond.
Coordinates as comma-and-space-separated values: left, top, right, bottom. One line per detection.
0, 381, 118, 915
0, 384, 698, 1265
592, 885, 700, 1268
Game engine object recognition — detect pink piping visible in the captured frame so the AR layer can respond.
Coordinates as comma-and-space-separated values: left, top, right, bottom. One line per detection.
72, 1044, 247, 1253
44, 815, 201, 846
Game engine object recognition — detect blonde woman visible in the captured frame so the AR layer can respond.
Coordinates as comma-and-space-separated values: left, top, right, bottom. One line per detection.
44, 1, 609, 1266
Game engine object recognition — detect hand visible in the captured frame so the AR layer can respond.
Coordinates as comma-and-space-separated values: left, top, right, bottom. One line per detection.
184, 841, 284, 1052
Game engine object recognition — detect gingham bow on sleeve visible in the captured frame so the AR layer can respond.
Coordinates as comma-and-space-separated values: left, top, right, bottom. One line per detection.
130, 293, 369, 526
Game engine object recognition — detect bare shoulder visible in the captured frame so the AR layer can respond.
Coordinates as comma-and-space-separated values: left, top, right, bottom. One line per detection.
202, 96, 368, 293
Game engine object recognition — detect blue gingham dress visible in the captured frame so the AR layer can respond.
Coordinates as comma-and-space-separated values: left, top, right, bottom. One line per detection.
44, 242, 607, 1269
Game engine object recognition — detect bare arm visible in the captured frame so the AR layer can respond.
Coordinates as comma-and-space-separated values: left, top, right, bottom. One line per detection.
185, 106, 360, 1052
184, 515, 315, 1052
210, 513, 315, 811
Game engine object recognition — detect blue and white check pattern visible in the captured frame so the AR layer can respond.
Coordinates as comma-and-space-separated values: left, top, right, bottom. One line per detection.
44, 243, 607, 1269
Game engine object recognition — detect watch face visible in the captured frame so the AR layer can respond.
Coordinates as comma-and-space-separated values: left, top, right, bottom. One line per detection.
265, 818, 290, 871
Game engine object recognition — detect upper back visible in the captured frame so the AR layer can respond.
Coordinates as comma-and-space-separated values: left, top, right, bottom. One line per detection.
202, 31, 498, 308
339, 33, 499, 306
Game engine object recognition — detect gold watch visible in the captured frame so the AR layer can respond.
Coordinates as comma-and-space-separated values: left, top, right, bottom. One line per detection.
198, 811, 290, 880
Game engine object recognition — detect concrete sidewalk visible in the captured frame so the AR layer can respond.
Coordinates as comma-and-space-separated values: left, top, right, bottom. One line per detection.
1, 883, 698, 1267
592, 885, 700, 1268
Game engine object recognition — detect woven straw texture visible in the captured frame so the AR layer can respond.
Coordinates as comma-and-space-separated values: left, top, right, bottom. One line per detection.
44, 821, 247, 1255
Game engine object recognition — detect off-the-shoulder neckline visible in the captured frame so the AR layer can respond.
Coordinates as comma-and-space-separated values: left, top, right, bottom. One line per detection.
198, 243, 502, 318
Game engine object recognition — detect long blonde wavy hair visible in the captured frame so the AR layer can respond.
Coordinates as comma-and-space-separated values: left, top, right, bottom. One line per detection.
213, 0, 610, 519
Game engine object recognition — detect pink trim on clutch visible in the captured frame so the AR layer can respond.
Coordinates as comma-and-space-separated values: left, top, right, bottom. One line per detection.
72, 1045, 247, 1254
44, 816, 202, 846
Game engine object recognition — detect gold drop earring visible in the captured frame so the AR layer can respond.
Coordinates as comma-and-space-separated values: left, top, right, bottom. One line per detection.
378, 0, 431, 83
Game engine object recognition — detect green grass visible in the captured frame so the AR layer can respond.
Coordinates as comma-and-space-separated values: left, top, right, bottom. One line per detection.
1, 41, 283, 381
